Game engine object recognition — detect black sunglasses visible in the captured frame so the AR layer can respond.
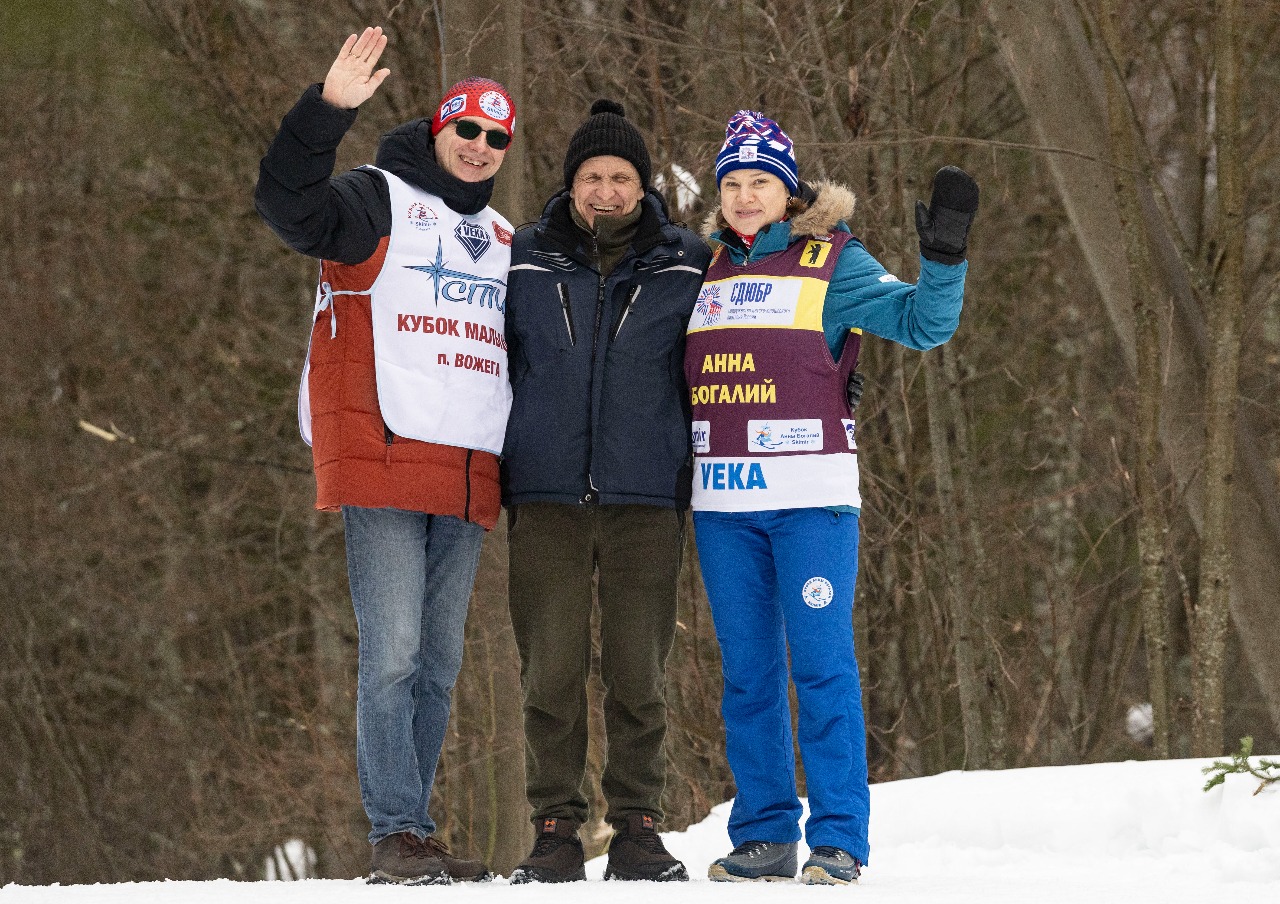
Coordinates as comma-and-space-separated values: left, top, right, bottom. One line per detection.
452, 119, 512, 150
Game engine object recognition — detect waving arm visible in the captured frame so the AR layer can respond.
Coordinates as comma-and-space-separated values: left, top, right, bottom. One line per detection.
321, 26, 391, 109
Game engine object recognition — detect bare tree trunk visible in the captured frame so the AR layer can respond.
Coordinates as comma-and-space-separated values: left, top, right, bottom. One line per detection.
443, 0, 529, 222
421, 0, 533, 872
897, 63, 988, 764
1025, 300, 1086, 764
866, 36, 953, 773
942, 342, 1008, 768
305, 511, 362, 877
985, 0, 1280, 739
1095, 0, 1172, 758
1192, 0, 1244, 757
477, 517, 531, 872
923, 350, 988, 769
865, 335, 941, 776
890, 17, 995, 768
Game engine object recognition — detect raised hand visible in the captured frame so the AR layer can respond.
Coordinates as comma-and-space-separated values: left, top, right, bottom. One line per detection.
321, 27, 391, 110
914, 166, 979, 265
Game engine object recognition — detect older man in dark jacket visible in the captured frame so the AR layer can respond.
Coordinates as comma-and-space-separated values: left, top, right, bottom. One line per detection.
502, 100, 710, 884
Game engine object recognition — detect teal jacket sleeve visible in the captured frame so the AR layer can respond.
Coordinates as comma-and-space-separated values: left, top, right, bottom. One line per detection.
821, 238, 967, 356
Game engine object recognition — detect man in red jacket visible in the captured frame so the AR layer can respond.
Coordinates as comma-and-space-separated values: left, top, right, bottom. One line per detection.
255, 26, 514, 885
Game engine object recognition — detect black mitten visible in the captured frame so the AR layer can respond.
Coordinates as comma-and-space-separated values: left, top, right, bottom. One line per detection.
914, 166, 979, 265
846, 370, 865, 412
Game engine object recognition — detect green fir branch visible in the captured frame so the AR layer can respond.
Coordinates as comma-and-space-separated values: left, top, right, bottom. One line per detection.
1201, 737, 1280, 795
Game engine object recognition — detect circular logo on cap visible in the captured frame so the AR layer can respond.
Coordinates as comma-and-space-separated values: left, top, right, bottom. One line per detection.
802, 577, 834, 609
478, 90, 511, 122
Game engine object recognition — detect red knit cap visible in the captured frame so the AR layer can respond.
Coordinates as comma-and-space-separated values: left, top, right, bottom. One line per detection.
431, 78, 516, 138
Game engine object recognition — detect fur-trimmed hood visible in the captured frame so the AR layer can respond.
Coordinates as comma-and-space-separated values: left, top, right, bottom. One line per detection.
701, 179, 857, 243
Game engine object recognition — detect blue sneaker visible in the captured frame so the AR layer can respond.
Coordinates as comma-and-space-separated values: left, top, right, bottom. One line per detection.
801, 846, 861, 885
708, 840, 798, 882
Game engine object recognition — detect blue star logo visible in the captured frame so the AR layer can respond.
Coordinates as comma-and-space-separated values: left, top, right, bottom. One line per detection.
404, 239, 507, 309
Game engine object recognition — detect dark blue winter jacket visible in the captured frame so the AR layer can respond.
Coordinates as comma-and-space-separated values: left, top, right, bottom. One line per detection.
502, 191, 711, 509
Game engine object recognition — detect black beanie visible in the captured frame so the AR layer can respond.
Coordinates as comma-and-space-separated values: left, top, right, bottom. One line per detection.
563, 99, 652, 190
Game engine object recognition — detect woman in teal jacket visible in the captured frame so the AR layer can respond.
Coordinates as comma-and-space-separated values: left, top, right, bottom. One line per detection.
687, 110, 977, 885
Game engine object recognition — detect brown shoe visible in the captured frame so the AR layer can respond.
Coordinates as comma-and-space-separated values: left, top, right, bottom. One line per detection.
368, 832, 451, 885
419, 835, 493, 882
604, 813, 689, 881
509, 817, 586, 883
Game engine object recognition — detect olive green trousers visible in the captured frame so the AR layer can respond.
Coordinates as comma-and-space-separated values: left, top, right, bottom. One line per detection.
507, 502, 684, 828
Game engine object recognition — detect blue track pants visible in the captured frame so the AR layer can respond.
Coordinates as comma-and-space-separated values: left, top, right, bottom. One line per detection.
693, 507, 869, 864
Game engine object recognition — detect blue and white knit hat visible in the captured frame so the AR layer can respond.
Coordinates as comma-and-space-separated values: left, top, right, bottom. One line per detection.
715, 110, 799, 194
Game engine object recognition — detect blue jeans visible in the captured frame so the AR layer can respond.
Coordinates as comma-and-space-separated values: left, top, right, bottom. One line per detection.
693, 508, 869, 865
342, 505, 485, 844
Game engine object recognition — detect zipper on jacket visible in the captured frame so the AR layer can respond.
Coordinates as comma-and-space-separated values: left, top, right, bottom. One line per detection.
611, 285, 642, 342
583, 236, 606, 505
464, 450, 473, 521
384, 422, 394, 465
556, 283, 576, 346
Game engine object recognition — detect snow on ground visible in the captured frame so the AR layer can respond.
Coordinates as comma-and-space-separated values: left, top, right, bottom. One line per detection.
3, 757, 1277, 903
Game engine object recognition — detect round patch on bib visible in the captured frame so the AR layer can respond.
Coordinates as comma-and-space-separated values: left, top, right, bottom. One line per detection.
802, 576, 834, 609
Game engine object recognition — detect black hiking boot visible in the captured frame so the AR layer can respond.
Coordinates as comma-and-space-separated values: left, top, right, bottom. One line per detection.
368, 832, 451, 885
420, 835, 493, 882
604, 813, 689, 881
509, 817, 586, 884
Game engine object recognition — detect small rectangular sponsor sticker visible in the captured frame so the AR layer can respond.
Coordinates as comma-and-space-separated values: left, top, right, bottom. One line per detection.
747, 419, 823, 453
692, 420, 710, 454
721, 278, 802, 326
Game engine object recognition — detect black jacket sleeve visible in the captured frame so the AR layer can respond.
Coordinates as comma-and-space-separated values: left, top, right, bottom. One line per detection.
254, 84, 391, 265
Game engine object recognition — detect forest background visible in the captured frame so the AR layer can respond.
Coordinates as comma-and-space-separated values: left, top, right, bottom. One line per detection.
2, 0, 1278, 886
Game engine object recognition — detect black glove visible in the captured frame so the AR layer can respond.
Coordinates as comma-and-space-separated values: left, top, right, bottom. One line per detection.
846, 370, 865, 412
915, 165, 979, 265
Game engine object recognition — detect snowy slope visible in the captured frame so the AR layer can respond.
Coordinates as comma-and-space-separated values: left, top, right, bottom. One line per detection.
3, 757, 1277, 904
